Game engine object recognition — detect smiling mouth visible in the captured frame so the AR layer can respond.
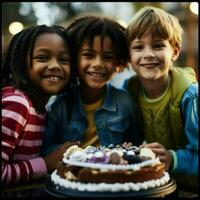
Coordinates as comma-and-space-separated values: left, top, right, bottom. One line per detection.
87, 72, 106, 78
140, 63, 159, 68
43, 75, 64, 82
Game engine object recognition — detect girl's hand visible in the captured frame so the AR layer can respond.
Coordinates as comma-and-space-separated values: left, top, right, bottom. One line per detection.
43, 141, 80, 173
140, 142, 173, 171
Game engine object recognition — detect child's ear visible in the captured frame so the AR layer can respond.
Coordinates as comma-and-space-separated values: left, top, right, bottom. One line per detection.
172, 46, 180, 61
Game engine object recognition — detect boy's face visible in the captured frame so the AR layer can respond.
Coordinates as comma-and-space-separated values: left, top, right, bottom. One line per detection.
129, 31, 180, 81
77, 36, 117, 89
28, 33, 70, 95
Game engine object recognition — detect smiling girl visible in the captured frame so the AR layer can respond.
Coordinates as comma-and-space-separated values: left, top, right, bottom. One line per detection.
2, 25, 78, 185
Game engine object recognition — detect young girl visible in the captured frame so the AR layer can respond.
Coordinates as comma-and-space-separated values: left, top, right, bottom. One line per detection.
124, 6, 198, 193
42, 15, 142, 156
2, 25, 79, 185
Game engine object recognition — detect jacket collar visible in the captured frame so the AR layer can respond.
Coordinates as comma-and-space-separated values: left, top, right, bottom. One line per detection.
71, 83, 117, 120
101, 83, 116, 112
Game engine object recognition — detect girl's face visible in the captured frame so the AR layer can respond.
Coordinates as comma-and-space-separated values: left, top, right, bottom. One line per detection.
77, 36, 117, 89
28, 33, 70, 94
129, 30, 180, 82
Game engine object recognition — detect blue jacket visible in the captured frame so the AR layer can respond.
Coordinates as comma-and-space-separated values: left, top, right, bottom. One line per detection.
42, 83, 142, 156
175, 83, 198, 175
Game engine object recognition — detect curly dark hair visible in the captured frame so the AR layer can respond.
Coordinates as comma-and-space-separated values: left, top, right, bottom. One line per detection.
66, 15, 129, 72
2, 24, 76, 113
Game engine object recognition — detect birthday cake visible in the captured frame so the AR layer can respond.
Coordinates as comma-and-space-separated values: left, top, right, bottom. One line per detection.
51, 145, 170, 192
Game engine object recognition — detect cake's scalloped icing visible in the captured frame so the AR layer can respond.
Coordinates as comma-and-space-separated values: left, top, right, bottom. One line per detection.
51, 170, 170, 192
63, 157, 161, 171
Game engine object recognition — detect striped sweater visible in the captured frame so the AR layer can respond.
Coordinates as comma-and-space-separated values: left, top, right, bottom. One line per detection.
2, 86, 47, 185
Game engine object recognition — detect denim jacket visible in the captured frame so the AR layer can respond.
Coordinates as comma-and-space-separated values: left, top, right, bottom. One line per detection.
42, 83, 142, 156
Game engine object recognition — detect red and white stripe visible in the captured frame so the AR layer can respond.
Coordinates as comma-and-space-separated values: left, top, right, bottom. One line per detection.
2, 86, 47, 185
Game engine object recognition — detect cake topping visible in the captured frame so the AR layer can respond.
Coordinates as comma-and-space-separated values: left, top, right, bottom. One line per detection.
63, 145, 158, 166
84, 146, 98, 154
109, 152, 121, 164
127, 146, 140, 154
108, 149, 124, 157
139, 147, 155, 159
87, 151, 109, 164
64, 145, 82, 159
69, 150, 87, 162
126, 150, 135, 156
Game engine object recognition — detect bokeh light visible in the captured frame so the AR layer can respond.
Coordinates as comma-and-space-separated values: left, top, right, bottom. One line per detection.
9, 21, 24, 35
189, 2, 199, 15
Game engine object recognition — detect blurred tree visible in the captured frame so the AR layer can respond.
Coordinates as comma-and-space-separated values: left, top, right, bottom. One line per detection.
2, 2, 36, 33
2, 2, 37, 49
2, 2, 102, 47
51, 2, 102, 21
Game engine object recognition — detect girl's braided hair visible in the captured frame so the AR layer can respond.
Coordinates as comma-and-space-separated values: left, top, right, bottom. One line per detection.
66, 15, 129, 71
2, 25, 76, 113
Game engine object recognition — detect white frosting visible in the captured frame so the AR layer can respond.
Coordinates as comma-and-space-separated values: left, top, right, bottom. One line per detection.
94, 151, 104, 158
63, 157, 161, 171
69, 151, 87, 162
51, 170, 170, 192
63, 145, 81, 158
139, 148, 156, 159
126, 150, 135, 156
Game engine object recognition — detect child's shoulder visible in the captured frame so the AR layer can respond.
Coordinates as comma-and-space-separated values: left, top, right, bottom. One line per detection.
46, 93, 68, 111
2, 86, 32, 109
107, 84, 136, 110
107, 83, 133, 102
108, 83, 131, 95
183, 83, 198, 99
121, 75, 140, 96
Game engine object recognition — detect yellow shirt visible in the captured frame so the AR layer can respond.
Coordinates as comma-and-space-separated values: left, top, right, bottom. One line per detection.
82, 97, 104, 148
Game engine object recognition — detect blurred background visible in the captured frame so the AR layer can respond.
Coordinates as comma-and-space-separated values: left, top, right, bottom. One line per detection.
2, 2, 199, 87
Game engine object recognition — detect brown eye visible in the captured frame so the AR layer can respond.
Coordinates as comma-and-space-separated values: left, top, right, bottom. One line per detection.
34, 55, 47, 62
154, 44, 163, 48
60, 57, 69, 64
132, 45, 142, 50
82, 52, 93, 58
103, 55, 115, 61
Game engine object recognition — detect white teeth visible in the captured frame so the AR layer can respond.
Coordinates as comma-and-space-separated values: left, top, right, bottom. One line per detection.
51, 76, 58, 80
47, 76, 59, 80
88, 72, 104, 77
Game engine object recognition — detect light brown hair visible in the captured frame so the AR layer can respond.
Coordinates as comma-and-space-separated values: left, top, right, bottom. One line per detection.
126, 6, 183, 50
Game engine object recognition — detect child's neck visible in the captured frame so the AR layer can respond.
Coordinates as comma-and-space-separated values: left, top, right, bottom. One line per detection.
141, 76, 170, 99
80, 85, 106, 105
